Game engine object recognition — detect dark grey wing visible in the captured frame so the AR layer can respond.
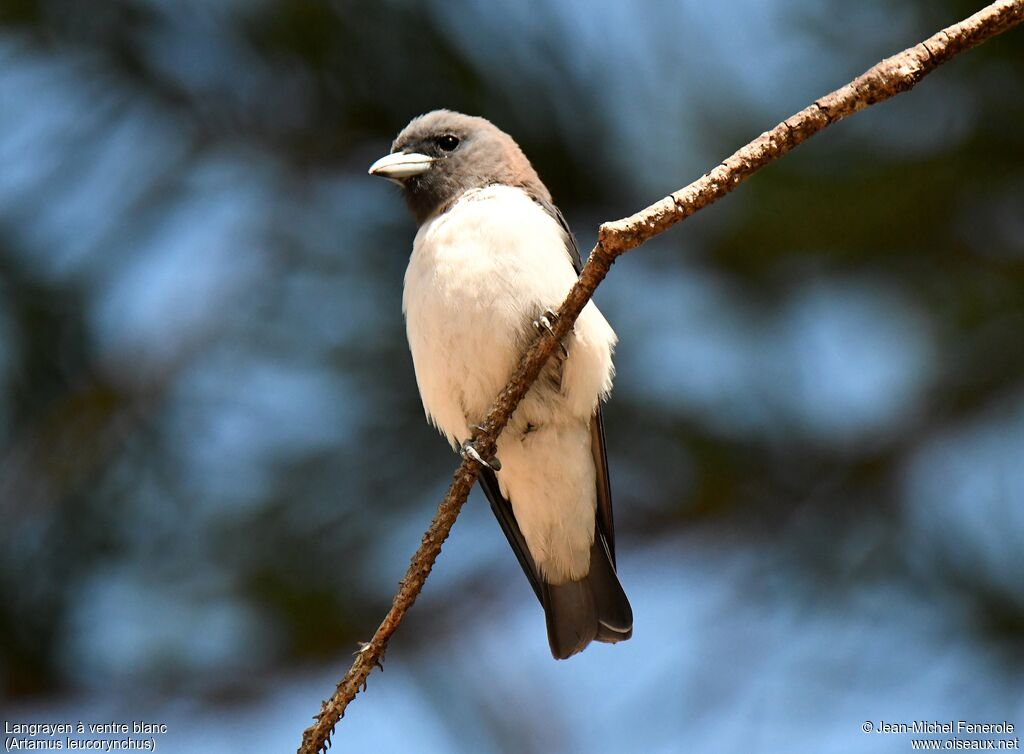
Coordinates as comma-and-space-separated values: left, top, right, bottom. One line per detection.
591, 404, 616, 565
532, 195, 618, 566
479, 467, 542, 602
475, 197, 580, 608
530, 194, 582, 271
484, 194, 629, 657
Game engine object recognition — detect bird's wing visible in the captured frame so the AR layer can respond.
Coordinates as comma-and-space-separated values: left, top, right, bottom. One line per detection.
591, 403, 616, 565
472, 194, 590, 607
533, 195, 618, 565
478, 467, 542, 601
495, 193, 618, 573
530, 194, 583, 270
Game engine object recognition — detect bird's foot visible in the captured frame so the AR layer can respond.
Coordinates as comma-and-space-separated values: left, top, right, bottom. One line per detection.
461, 441, 501, 472
533, 309, 569, 357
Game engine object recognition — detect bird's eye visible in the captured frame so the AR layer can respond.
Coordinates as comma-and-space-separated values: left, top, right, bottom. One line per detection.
438, 134, 460, 151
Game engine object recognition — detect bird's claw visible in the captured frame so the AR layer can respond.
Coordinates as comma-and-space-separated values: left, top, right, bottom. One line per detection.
533, 309, 569, 357
462, 441, 501, 471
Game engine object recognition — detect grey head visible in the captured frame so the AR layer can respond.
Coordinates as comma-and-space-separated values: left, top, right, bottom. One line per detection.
368, 110, 550, 225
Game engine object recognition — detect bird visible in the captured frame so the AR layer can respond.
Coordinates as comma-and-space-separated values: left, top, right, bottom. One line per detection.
368, 110, 632, 659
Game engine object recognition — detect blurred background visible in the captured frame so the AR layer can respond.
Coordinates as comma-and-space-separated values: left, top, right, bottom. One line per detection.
2, 0, 1023, 751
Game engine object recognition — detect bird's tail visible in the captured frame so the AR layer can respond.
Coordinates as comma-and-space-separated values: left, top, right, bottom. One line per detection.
542, 530, 632, 660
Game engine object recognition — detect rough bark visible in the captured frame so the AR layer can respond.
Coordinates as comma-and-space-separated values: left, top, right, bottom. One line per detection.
299, 2, 1024, 751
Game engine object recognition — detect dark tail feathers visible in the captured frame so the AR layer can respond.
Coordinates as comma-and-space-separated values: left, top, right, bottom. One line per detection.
542, 531, 632, 660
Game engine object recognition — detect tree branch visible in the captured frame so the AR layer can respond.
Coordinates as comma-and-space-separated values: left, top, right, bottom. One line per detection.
299, 2, 1024, 751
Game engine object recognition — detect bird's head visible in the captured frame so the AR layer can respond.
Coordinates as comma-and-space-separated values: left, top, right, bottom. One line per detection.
369, 109, 548, 224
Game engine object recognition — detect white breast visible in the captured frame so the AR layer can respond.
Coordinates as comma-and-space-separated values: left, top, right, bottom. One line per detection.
403, 186, 610, 439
